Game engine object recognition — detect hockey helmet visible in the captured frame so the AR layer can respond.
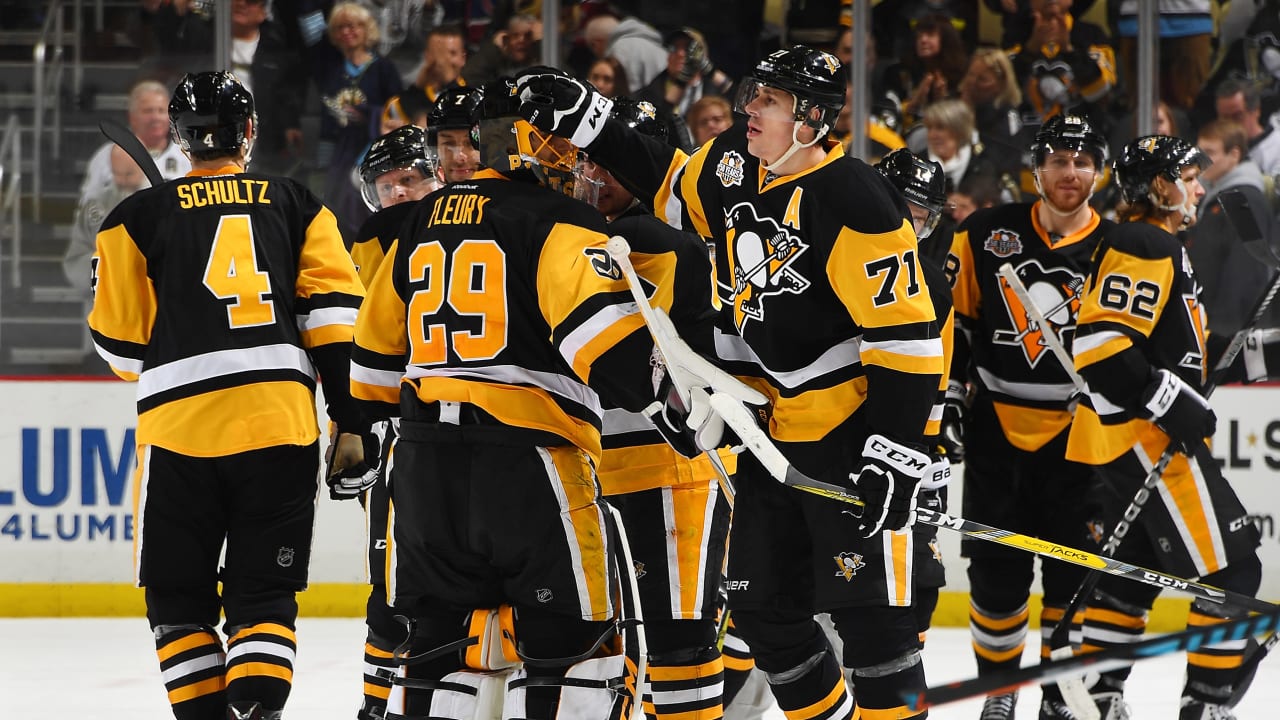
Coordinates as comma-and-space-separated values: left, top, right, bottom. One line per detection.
609, 96, 667, 143
732, 46, 845, 133
169, 71, 256, 157
427, 85, 484, 150
1113, 135, 1209, 206
358, 125, 441, 211
876, 149, 947, 239
1031, 112, 1109, 169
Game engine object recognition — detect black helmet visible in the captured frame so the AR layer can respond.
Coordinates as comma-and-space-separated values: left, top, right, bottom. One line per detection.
1031, 112, 1108, 169
733, 45, 845, 132
876, 149, 947, 239
1113, 135, 1210, 206
169, 71, 255, 156
609, 96, 667, 143
358, 125, 439, 210
427, 85, 484, 150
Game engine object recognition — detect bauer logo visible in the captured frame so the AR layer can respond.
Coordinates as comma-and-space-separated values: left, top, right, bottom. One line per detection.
716, 151, 745, 187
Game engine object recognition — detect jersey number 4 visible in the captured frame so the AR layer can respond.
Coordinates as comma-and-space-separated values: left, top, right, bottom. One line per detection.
203, 214, 276, 329
408, 240, 509, 365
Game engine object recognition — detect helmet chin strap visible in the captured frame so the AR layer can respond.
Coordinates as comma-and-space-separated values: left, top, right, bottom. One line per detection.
1149, 176, 1196, 228
762, 121, 828, 173
1033, 169, 1094, 216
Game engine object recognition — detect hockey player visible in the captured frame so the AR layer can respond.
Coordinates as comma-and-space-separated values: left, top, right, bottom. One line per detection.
347, 124, 441, 720
88, 71, 371, 720
581, 96, 733, 720
944, 113, 1112, 720
349, 77, 660, 720
427, 85, 484, 183
1067, 136, 1266, 720
515, 46, 944, 720
876, 148, 952, 272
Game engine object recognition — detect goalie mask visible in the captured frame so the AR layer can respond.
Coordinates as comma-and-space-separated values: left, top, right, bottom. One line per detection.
169, 71, 256, 161
876, 149, 947, 239
478, 77, 594, 203
358, 125, 441, 211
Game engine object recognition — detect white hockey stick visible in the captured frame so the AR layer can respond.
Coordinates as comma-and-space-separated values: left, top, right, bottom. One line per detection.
998, 263, 1099, 720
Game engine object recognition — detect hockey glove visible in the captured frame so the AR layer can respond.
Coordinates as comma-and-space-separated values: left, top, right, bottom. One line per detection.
325, 421, 389, 500
1241, 328, 1280, 383
647, 369, 724, 459
1140, 368, 1216, 454
514, 66, 613, 148
850, 434, 929, 538
939, 380, 967, 462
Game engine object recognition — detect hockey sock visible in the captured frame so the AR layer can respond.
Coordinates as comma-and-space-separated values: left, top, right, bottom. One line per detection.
1183, 607, 1249, 706
224, 622, 297, 713
647, 647, 725, 720
1038, 604, 1084, 703
1081, 595, 1147, 688
762, 649, 853, 720
154, 625, 226, 720
360, 631, 398, 717
720, 629, 756, 706
969, 600, 1028, 675
848, 650, 926, 719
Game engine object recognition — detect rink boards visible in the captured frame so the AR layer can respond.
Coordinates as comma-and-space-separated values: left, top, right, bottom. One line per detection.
1, 378, 1277, 628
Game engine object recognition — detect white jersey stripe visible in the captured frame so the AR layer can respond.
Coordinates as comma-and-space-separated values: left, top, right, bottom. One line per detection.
137, 343, 315, 402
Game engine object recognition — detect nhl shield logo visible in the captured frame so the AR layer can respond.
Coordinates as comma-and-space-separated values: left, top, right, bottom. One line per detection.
716, 151, 746, 187
984, 229, 1023, 258
833, 552, 865, 582
277, 547, 295, 568
536, 588, 554, 603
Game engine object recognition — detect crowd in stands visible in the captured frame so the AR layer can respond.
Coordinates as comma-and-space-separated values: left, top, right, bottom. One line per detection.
66, 0, 1280, 303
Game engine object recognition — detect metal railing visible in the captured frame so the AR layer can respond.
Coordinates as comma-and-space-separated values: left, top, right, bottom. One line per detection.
32, 0, 86, 230
0, 114, 22, 349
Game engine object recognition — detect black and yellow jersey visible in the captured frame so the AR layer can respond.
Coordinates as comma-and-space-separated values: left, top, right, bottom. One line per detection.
597, 205, 735, 495
350, 168, 657, 463
921, 261, 955, 441
1010, 18, 1116, 120
348, 200, 415, 288
946, 200, 1110, 451
88, 165, 365, 457
1067, 220, 1211, 465
582, 121, 944, 478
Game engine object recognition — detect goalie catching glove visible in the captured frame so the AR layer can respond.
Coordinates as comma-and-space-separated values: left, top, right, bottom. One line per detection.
850, 434, 930, 538
325, 420, 390, 500
1140, 368, 1216, 454
514, 66, 613, 148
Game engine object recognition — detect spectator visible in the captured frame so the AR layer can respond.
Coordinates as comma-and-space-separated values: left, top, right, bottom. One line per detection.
959, 46, 1030, 179
79, 79, 189, 199
948, 170, 1002, 224
686, 94, 733, 146
1008, 0, 1115, 123
1187, 119, 1276, 336
64, 145, 147, 297
585, 55, 630, 98
1215, 78, 1280, 176
398, 23, 467, 127
982, 0, 1096, 50
918, 98, 1005, 196
581, 12, 667, 89
1113, 0, 1215, 111
459, 11, 538, 87
229, 0, 307, 177
137, 0, 214, 82
313, 1, 403, 238
882, 14, 968, 127
871, 0, 979, 60
635, 27, 734, 151
832, 84, 908, 163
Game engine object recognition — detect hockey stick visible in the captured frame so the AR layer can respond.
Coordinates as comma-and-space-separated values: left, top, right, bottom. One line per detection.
902, 602, 1280, 712
998, 263, 1099, 719
610, 240, 1275, 614
99, 118, 164, 187
1042, 191, 1280, 701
